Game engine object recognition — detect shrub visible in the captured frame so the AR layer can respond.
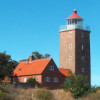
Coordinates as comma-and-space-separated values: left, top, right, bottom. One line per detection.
96, 86, 100, 90
36, 88, 53, 100
78, 91, 100, 100
63, 75, 90, 99
26, 77, 37, 84
87, 86, 96, 94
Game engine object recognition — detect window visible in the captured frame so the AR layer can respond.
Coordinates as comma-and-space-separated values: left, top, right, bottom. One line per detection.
65, 78, 69, 83
69, 44, 72, 48
69, 33, 72, 37
81, 56, 84, 60
45, 77, 50, 82
49, 66, 54, 70
82, 68, 84, 72
19, 68, 21, 70
53, 78, 58, 82
13, 78, 16, 83
69, 56, 72, 60
81, 33, 84, 38
82, 44, 84, 50
24, 78, 27, 82
36, 77, 38, 81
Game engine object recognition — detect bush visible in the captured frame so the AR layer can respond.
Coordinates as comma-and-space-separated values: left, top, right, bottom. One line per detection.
63, 75, 90, 99
26, 77, 37, 84
87, 86, 96, 94
36, 88, 53, 100
96, 86, 100, 90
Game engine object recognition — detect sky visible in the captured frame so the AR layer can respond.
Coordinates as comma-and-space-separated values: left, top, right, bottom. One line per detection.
0, 0, 100, 86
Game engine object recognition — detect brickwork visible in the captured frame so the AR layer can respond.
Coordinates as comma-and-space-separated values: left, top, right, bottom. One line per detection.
12, 59, 65, 89
12, 75, 42, 84
75, 29, 90, 83
60, 30, 76, 73
60, 29, 90, 83
42, 59, 65, 88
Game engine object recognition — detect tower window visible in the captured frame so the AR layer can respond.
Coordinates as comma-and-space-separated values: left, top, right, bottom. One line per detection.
69, 33, 72, 37
81, 56, 84, 60
69, 56, 72, 60
81, 33, 84, 38
82, 45, 84, 50
69, 44, 72, 48
82, 68, 84, 72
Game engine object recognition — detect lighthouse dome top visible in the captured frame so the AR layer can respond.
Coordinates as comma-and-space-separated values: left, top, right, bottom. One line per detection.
67, 9, 83, 20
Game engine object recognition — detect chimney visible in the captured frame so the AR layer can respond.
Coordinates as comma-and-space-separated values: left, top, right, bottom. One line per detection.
29, 55, 35, 62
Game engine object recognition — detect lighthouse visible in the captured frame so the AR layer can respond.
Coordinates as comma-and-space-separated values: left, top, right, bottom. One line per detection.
59, 10, 91, 83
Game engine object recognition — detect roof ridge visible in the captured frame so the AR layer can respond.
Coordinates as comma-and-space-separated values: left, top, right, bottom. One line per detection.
20, 58, 52, 63
33, 58, 52, 61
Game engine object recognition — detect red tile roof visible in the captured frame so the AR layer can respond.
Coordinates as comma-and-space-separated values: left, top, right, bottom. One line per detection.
12, 58, 52, 76
59, 68, 70, 76
67, 10, 82, 19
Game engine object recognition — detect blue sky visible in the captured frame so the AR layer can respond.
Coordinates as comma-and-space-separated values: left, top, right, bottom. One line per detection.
0, 0, 100, 86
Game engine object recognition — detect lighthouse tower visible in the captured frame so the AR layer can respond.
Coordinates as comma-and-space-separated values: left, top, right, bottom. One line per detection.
60, 10, 90, 83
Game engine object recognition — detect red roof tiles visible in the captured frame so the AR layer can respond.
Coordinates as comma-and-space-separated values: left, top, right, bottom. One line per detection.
67, 10, 82, 19
12, 58, 52, 76
59, 68, 70, 76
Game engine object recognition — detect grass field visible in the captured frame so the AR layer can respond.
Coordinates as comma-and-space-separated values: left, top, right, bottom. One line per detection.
0, 84, 100, 100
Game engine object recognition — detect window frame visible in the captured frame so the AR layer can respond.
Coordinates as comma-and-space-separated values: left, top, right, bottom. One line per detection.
65, 78, 69, 83
81, 56, 84, 61
69, 33, 72, 37
53, 77, 58, 82
45, 77, 50, 82
82, 44, 84, 51
69, 56, 72, 60
69, 44, 72, 48
49, 66, 54, 71
81, 33, 84, 38
82, 68, 84, 72
13, 78, 16, 83
36, 77, 38, 81
24, 78, 27, 82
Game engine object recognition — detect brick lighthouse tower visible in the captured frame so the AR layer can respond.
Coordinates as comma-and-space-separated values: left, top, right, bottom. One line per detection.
59, 10, 91, 83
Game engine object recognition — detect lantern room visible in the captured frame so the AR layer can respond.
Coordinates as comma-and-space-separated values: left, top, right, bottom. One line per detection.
67, 10, 83, 25
67, 9, 83, 28
60, 10, 90, 31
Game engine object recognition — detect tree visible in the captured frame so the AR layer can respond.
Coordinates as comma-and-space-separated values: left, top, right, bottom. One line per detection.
0, 52, 18, 79
5, 60, 18, 77
63, 75, 90, 99
32, 51, 50, 59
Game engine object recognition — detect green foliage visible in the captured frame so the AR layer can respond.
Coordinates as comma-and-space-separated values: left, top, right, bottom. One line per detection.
0, 52, 18, 79
26, 77, 37, 84
87, 87, 96, 94
63, 75, 91, 99
96, 86, 100, 90
32, 51, 50, 59
36, 88, 53, 100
